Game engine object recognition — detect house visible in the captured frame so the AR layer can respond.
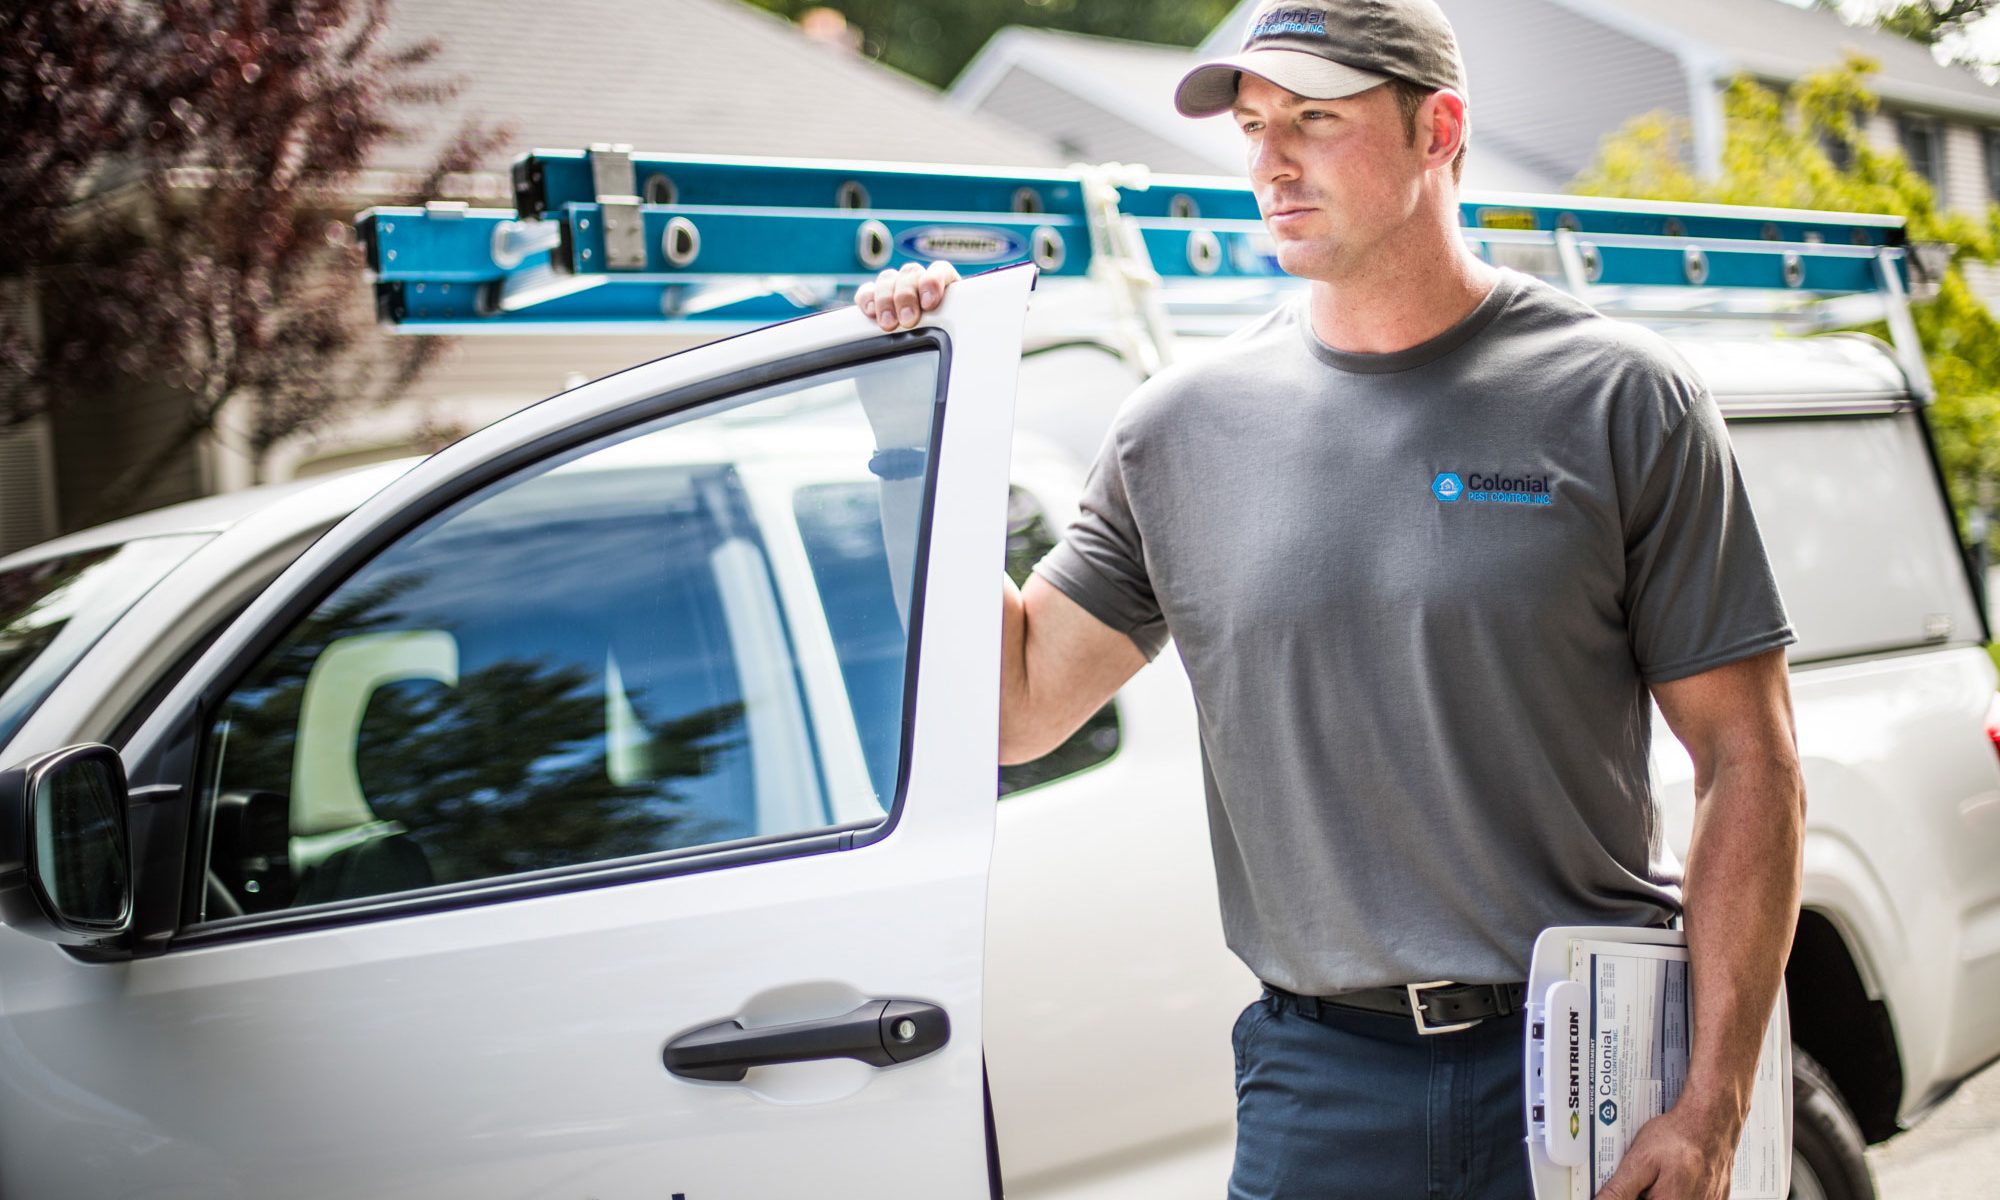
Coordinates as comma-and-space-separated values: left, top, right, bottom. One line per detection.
1419, 0, 2000, 217
948, 25, 1567, 193
1, 0, 1059, 555
957, 1, 2000, 245
956, 0, 2000, 213
1422, 0, 2000, 304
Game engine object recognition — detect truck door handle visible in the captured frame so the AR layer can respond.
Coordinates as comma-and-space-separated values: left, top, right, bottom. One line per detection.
662, 999, 950, 1082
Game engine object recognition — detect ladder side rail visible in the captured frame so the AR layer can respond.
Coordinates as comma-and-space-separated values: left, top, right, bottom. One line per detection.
514, 148, 1093, 221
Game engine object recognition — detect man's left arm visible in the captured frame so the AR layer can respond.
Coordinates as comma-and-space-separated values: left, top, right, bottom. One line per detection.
1595, 646, 1805, 1200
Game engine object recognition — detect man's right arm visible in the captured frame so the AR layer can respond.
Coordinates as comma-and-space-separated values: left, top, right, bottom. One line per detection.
858, 262, 1149, 762
1000, 573, 1148, 765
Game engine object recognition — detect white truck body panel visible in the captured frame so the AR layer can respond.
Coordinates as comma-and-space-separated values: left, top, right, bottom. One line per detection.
0, 279, 1994, 1197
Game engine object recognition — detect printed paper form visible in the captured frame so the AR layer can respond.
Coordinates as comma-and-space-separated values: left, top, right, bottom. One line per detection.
1568, 940, 1786, 1200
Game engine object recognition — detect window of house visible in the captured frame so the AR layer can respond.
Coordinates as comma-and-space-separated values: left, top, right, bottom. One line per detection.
1899, 113, 1942, 186
1811, 101, 1865, 173
1985, 127, 2000, 202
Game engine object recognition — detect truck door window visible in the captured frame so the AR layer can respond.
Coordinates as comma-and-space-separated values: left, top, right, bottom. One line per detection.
195, 351, 939, 920
795, 480, 1121, 801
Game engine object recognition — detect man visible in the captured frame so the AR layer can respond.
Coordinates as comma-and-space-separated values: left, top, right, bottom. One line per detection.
861, 2, 1806, 1197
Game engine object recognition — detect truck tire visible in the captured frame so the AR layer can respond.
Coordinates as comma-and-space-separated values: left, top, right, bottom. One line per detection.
1790, 1046, 1875, 1200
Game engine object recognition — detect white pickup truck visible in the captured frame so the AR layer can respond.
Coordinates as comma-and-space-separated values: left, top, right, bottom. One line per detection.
993, 299, 2000, 1200
0, 245, 1996, 1200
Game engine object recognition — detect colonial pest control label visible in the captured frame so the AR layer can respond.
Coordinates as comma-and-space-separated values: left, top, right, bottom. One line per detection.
1578, 944, 1689, 1198
1567, 941, 1787, 1200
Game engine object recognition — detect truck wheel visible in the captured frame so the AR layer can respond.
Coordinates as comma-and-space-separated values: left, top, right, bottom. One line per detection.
1790, 1046, 1875, 1200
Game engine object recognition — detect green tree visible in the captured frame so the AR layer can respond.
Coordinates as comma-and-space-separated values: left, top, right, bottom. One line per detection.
1851, 0, 2000, 75
742, 0, 1238, 89
1867, 0, 1995, 46
1573, 55, 2000, 549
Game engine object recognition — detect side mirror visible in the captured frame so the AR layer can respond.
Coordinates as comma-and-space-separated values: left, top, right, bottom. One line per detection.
0, 744, 133, 946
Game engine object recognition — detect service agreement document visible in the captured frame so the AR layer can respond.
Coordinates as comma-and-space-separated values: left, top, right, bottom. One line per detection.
1569, 940, 1787, 1200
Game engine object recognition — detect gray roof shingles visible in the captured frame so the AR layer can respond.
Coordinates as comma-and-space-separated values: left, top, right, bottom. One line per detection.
1582, 0, 2000, 117
377, 0, 1061, 171
957, 27, 1250, 171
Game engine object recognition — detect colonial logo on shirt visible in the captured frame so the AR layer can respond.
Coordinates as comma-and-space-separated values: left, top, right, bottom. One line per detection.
1431, 470, 1557, 506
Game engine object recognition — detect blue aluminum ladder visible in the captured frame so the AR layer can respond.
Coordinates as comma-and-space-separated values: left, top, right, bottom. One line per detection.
356, 145, 1932, 392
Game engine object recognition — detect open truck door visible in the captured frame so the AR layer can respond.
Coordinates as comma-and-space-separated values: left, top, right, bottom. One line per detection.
0, 267, 1034, 1199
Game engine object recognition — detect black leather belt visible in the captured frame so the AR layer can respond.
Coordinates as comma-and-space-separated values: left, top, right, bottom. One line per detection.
1263, 980, 1529, 1035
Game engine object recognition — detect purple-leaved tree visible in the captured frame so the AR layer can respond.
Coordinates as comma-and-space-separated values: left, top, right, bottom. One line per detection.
0, 0, 502, 522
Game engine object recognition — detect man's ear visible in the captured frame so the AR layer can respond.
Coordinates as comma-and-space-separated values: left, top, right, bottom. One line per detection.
1424, 88, 1469, 168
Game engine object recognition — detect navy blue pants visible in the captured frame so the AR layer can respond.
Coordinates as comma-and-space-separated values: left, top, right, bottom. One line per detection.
1228, 991, 1535, 1200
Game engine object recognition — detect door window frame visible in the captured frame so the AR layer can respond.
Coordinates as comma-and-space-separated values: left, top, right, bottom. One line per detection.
165, 331, 958, 948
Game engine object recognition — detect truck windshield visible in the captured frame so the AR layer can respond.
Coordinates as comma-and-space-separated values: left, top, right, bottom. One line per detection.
0, 535, 210, 751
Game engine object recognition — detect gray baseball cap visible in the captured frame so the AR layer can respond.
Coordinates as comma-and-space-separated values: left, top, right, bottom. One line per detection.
1175, 0, 1468, 118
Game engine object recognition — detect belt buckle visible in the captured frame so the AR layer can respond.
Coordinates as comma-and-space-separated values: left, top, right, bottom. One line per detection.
1407, 980, 1479, 1035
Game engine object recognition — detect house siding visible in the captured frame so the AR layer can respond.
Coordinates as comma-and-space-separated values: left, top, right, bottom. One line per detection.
384, 0, 1059, 171
1962, 261, 2000, 310
50, 381, 204, 532
1944, 121, 1993, 217
0, 418, 56, 557
1444, 0, 1693, 184
973, 65, 1226, 175
0, 279, 55, 556
1866, 110, 1903, 158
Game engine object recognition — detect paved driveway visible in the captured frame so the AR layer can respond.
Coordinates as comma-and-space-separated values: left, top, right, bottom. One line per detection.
1870, 1059, 2000, 1198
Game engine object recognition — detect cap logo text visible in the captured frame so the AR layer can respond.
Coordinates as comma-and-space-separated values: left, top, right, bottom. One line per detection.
1251, 7, 1328, 40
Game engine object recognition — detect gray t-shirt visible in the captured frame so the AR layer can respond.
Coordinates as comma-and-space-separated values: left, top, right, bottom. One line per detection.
1034, 270, 1794, 993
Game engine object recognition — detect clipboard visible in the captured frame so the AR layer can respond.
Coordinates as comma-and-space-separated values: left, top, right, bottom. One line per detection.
1523, 926, 1792, 1200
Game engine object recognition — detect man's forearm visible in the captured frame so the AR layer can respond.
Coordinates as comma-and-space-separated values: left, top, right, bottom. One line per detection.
1677, 750, 1805, 1138
998, 576, 1036, 764
997, 574, 1149, 765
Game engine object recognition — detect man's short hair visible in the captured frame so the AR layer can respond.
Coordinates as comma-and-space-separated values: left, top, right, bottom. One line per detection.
1387, 78, 1467, 183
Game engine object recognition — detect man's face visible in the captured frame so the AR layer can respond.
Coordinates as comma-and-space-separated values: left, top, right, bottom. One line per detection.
1231, 74, 1431, 281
